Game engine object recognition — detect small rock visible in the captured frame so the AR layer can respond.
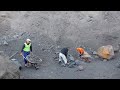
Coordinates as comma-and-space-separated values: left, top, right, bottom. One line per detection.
55, 52, 59, 54
0, 14, 7, 18
93, 51, 97, 55
68, 54, 75, 61
3, 41, 8, 45
114, 44, 120, 52
20, 32, 26, 36
53, 57, 58, 60
51, 72, 53, 74
0, 51, 4, 54
68, 62, 76, 68
13, 35, 19, 39
87, 19, 93, 22
94, 56, 99, 58
38, 44, 40, 46
57, 46, 60, 48
13, 60, 22, 70
11, 59, 17, 61
81, 61, 86, 64
89, 48, 92, 51
75, 60, 81, 66
42, 48, 45, 51
50, 45, 54, 49
116, 63, 120, 68
77, 65, 84, 71
103, 59, 107, 62
89, 15, 93, 18
61, 64, 66, 67
0, 70, 6, 78
56, 46, 60, 49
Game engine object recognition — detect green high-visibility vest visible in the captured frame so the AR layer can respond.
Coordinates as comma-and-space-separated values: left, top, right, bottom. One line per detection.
23, 43, 31, 52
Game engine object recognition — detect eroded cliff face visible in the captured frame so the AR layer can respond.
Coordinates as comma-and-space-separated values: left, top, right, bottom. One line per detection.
0, 11, 120, 50
1, 11, 120, 79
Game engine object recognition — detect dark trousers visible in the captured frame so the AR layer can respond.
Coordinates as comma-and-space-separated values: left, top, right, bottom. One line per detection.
23, 51, 30, 64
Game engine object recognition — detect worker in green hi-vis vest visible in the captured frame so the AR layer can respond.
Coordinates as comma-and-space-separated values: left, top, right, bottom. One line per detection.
20, 39, 32, 67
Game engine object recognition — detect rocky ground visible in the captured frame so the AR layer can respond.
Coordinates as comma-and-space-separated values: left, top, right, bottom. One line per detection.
1, 11, 120, 79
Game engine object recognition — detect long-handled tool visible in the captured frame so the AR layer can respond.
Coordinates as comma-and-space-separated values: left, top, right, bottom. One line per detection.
9, 51, 19, 59
21, 54, 39, 70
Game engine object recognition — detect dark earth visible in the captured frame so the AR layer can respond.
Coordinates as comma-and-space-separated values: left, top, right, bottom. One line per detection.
0, 11, 120, 79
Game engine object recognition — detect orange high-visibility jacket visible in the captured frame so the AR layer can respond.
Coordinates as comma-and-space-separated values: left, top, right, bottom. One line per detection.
76, 48, 85, 55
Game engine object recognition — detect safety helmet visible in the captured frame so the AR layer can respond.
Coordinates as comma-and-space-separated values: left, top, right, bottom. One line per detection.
26, 39, 31, 42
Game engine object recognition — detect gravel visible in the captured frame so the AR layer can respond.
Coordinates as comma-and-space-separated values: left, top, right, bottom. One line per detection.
0, 11, 120, 79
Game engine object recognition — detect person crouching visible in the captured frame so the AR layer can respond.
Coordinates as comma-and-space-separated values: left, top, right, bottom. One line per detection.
59, 47, 69, 66
76, 47, 91, 63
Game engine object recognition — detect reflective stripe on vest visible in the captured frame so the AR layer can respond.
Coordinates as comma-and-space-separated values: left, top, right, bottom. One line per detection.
23, 43, 31, 52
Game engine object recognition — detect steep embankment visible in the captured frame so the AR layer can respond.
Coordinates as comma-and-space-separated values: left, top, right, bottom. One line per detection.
1, 11, 120, 52
0, 11, 120, 79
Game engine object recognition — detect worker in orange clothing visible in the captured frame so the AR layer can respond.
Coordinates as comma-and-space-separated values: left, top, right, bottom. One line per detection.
76, 47, 91, 63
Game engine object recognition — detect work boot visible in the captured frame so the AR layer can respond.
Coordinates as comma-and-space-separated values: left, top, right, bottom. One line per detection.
25, 63, 30, 67
25, 64, 28, 67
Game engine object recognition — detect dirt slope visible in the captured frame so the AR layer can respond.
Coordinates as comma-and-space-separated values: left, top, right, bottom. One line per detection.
0, 11, 120, 79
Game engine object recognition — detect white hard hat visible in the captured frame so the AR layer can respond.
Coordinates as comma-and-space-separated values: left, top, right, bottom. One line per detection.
26, 39, 31, 42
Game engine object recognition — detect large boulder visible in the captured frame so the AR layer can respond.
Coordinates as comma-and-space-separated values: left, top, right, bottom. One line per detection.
0, 53, 20, 79
97, 45, 114, 60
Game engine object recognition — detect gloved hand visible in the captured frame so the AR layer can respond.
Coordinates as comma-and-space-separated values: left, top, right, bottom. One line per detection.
20, 53, 22, 56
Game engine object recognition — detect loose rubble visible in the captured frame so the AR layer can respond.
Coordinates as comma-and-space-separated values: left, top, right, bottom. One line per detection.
0, 11, 120, 79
